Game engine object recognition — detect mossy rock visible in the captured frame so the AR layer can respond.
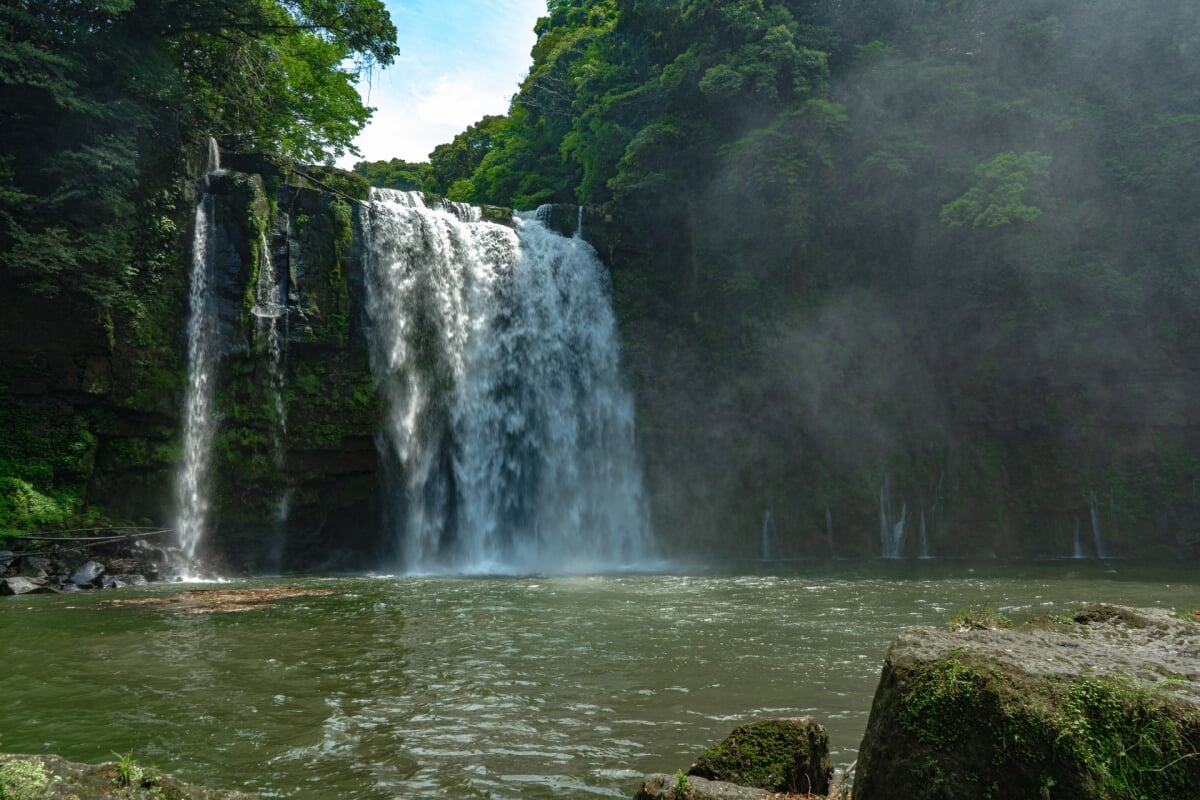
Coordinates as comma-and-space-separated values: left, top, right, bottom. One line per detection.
1071, 602, 1150, 628
291, 164, 369, 201
854, 605, 1200, 799
687, 718, 832, 795
480, 205, 514, 227
0, 753, 257, 799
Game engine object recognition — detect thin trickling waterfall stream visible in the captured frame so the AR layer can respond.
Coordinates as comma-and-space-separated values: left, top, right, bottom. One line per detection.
173, 142, 223, 562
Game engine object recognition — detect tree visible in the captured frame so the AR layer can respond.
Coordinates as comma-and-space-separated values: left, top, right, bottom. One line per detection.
0, 0, 398, 303
353, 158, 432, 191
426, 115, 509, 197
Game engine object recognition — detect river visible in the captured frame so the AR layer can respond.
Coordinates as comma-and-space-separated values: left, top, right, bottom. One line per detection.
4, 561, 1197, 798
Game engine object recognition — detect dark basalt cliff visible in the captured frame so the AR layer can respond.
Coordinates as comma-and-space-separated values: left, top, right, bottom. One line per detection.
0, 152, 383, 571
4, 148, 1200, 567
198, 163, 382, 571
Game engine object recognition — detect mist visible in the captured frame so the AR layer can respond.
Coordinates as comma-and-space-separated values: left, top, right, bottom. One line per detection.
614, 0, 1200, 561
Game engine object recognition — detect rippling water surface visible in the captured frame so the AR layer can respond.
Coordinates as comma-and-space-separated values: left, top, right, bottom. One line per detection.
4, 562, 1197, 798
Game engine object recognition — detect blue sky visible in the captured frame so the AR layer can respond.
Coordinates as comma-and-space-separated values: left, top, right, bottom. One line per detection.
339, 0, 547, 167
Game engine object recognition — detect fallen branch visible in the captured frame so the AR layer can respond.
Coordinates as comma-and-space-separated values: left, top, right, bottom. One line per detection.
3, 528, 174, 559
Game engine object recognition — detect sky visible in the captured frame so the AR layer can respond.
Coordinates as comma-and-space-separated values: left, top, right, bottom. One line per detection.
337, 0, 547, 168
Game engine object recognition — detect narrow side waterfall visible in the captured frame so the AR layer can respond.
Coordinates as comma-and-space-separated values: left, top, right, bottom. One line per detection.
252, 231, 287, 465
174, 185, 220, 561
1089, 491, 1107, 559
825, 505, 835, 558
252, 231, 290, 566
363, 189, 649, 573
918, 510, 931, 559
879, 475, 906, 558
760, 510, 773, 561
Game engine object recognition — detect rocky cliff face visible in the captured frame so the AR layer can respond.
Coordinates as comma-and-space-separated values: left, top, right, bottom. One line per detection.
5, 147, 1199, 567
0, 151, 383, 571
182, 158, 383, 571
602, 202, 1200, 563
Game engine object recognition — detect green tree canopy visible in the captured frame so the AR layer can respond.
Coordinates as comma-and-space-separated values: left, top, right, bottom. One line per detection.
0, 0, 397, 304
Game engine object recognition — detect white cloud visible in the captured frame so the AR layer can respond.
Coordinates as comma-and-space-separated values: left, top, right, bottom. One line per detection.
337, 0, 545, 167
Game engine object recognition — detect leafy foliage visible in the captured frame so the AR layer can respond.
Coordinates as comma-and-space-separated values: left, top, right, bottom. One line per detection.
0, 0, 396, 306
353, 158, 433, 191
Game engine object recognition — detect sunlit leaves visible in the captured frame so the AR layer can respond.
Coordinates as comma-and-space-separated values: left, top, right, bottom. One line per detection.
940, 151, 1052, 229
0, 0, 398, 303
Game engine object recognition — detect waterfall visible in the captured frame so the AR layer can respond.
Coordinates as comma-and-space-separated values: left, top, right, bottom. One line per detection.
879, 475, 906, 558
363, 189, 649, 573
1089, 491, 1107, 559
1072, 518, 1084, 559
918, 510, 931, 559
206, 136, 221, 174
825, 505, 835, 559
252, 232, 288, 464
252, 230, 290, 567
760, 510, 773, 561
173, 155, 222, 562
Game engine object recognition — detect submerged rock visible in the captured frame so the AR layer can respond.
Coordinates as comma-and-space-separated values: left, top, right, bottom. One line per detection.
854, 603, 1200, 799
0, 753, 257, 799
103, 574, 148, 589
635, 772, 780, 799
69, 560, 106, 587
688, 718, 831, 795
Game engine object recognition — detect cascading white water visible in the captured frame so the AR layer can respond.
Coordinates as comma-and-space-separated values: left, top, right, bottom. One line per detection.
918, 510, 931, 559
174, 178, 221, 561
363, 189, 649, 573
206, 136, 221, 174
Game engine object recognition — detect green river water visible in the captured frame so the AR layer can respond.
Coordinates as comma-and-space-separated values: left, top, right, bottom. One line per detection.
3, 562, 1197, 798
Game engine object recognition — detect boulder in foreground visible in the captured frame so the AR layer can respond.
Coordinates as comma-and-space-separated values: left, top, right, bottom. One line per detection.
854, 603, 1200, 799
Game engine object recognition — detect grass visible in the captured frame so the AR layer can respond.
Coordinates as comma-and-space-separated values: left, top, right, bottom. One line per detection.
947, 603, 1012, 632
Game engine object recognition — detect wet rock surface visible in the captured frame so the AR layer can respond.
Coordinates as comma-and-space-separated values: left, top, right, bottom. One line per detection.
0, 752, 258, 799
635, 772, 779, 799
854, 603, 1200, 799
0, 532, 180, 595
0, 575, 56, 595
69, 560, 105, 586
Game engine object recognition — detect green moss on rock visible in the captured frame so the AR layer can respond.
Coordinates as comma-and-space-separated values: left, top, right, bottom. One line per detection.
855, 605, 1200, 800
0, 753, 257, 799
291, 164, 369, 200
0, 754, 49, 800
687, 718, 832, 795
